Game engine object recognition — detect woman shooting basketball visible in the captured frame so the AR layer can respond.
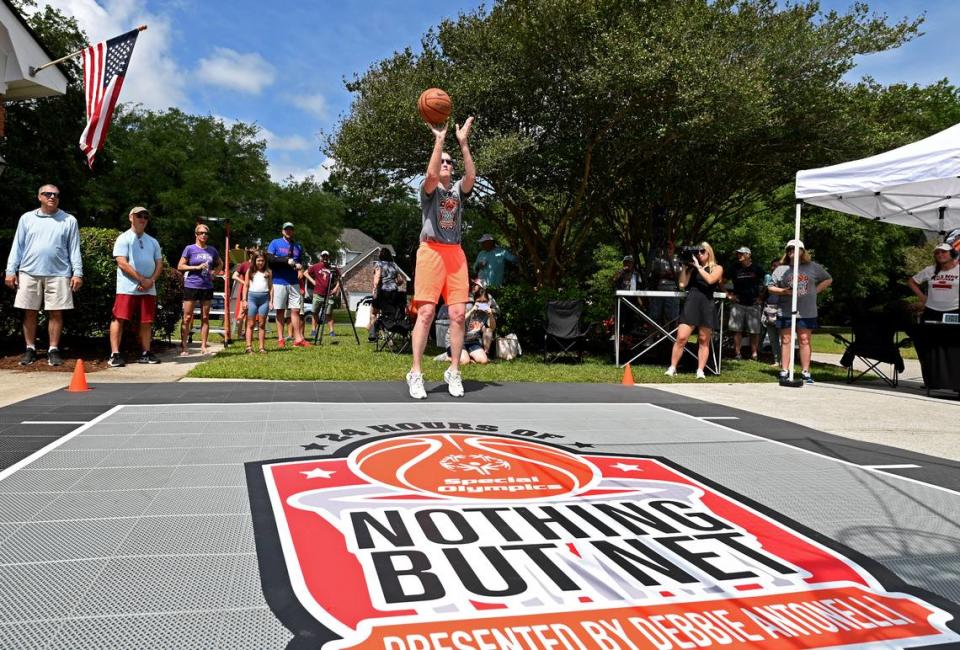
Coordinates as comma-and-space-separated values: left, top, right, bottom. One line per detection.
406, 115, 476, 400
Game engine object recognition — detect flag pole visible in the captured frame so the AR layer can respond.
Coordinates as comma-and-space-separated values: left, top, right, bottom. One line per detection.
29, 25, 147, 77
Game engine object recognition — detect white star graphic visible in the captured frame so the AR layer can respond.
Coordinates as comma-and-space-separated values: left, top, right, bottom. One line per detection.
611, 462, 642, 472
301, 468, 336, 479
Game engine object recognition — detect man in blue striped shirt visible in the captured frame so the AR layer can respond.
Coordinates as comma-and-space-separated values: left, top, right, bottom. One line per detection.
4, 185, 84, 366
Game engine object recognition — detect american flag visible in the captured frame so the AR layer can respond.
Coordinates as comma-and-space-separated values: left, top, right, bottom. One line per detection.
79, 28, 141, 169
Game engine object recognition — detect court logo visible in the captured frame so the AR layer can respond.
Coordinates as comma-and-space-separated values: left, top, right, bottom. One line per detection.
247, 432, 960, 650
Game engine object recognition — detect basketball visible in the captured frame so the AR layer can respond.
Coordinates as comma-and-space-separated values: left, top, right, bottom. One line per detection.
351, 433, 598, 500
418, 88, 452, 125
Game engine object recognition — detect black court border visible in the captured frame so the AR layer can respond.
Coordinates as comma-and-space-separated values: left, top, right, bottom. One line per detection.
245, 431, 960, 650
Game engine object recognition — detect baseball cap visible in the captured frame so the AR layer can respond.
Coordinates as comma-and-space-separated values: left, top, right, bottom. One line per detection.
478, 234, 495, 244
622, 255, 633, 263
282, 221, 295, 230
934, 243, 953, 252
735, 246, 751, 255
320, 250, 330, 257
129, 206, 149, 216
785, 239, 805, 249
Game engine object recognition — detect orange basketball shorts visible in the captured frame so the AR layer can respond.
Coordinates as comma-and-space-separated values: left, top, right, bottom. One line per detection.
413, 241, 469, 306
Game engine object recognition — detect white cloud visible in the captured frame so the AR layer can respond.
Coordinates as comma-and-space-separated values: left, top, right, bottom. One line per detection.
290, 92, 327, 118
269, 157, 336, 185
40, 0, 187, 110
259, 127, 312, 151
196, 47, 275, 94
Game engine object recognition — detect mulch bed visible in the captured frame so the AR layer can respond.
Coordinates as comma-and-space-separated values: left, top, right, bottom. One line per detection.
0, 337, 176, 374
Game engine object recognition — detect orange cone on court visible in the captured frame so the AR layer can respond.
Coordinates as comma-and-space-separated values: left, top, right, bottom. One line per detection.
621, 363, 635, 386
66, 359, 91, 392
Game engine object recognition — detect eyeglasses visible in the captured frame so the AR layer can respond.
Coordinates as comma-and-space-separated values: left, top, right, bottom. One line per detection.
40, 192, 60, 199
697, 248, 707, 254
441, 159, 455, 166
196, 231, 209, 236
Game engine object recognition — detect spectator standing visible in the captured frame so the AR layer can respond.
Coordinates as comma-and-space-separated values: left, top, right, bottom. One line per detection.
762, 257, 782, 368
305, 251, 342, 339
769, 240, 832, 384
107, 207, 163, 367
725, 246, 765, 360
368, 247, 405, 341
473, 234, 517, 288
648, 243, 682, 326
406, 116, 476, 400
613, 255, 640, 291
241, 250, 273, 353
665, 242, 723, 379
231, 248, 255, 338
4, 184, 83, 366
177, 223, 222, 356
908, 243, 959, 322
266, 222, 309, 347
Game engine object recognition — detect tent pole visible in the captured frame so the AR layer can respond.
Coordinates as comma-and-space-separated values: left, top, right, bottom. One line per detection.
939, 205, 946, 237
787, 201, 802, 383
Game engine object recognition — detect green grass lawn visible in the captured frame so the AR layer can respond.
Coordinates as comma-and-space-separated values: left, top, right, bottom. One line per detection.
187, 322, 855, 384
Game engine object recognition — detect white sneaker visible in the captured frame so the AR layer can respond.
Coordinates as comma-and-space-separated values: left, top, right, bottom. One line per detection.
406, 371, 427, 400
664, 366, 676, 377
696, 369, 706, 379
444, 368, 464, 397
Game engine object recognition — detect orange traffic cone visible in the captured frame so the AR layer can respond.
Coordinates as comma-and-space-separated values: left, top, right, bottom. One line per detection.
66, 359, 91, 392
621, 363, 635, 386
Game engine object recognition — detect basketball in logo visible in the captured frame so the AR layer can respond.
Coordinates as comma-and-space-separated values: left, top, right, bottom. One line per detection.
351, 433, 597, 500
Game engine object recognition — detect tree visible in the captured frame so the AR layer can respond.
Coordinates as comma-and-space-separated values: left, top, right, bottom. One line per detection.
327, 0, 921, 288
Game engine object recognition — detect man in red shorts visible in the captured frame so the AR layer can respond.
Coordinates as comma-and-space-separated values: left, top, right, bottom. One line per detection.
406, 116, 476, 399
108, 206, 164, 366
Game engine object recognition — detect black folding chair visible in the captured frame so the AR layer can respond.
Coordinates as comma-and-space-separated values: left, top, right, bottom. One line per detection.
544, 299, 589, 363
374, 291, 412, 353
832, 312, 908, 387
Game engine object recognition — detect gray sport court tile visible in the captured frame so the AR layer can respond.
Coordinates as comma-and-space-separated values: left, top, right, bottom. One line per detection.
0, 401, 956, 649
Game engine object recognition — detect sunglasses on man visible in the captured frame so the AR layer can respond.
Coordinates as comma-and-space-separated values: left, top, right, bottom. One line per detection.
40, 192, 60, 199
441, 159, 455, 166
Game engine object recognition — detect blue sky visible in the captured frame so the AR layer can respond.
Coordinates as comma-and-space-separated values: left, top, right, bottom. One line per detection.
39, 0, 960, 184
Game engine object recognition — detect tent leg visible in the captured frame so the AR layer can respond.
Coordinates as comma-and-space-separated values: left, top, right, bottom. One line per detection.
781, 200, 804, 388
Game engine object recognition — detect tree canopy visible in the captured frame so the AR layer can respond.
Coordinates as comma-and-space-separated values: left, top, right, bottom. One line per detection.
327, 0, 925, 287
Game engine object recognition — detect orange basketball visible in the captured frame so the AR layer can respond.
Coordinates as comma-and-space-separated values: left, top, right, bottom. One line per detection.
418, 88, 452, 125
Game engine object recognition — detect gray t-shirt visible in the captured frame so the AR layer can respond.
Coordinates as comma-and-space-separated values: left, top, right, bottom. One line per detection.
419, 179, 470, 244
772, 261, 831, 319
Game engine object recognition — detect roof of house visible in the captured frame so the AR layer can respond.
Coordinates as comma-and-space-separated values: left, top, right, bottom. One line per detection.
337, 228, 408, 281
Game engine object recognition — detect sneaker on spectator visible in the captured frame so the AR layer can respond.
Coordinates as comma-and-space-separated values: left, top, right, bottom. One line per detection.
277, 338, 286, 348
664, 366, 676, 377
328, 331, 336, 337
19, 348, 37, 366
47, 348, 63, 367
138, 351, 160, 364
406, 371, 427, 400
802, 371, 814, 384
695, 369, 706, 379
107, 353, 125, 368
444, 368, 464, 397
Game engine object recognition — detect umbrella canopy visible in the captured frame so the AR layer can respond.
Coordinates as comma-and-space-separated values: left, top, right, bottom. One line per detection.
795, 122, 960, 231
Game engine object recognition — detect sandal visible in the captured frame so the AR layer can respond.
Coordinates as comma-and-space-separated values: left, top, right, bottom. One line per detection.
258, 348, 267, 354
245, 346, 253, 354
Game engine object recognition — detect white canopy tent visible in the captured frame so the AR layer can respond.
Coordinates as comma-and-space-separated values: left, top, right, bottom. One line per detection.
778, 122, 960, 384
796, 121, 960, 232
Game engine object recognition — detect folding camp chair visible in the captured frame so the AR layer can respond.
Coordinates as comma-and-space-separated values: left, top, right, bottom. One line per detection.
544, 299, 589, 363
374, 291, 412, 353
832, 312, 908, 387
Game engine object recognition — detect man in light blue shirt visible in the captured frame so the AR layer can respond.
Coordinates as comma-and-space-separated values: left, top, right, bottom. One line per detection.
4, 184, 83, 367
473, 234, 517, 288
108, 207, 164, 367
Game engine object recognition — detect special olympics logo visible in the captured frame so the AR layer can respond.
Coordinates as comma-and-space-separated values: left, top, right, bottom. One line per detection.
439, 454, 510, 475
350, 433, 599, 500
